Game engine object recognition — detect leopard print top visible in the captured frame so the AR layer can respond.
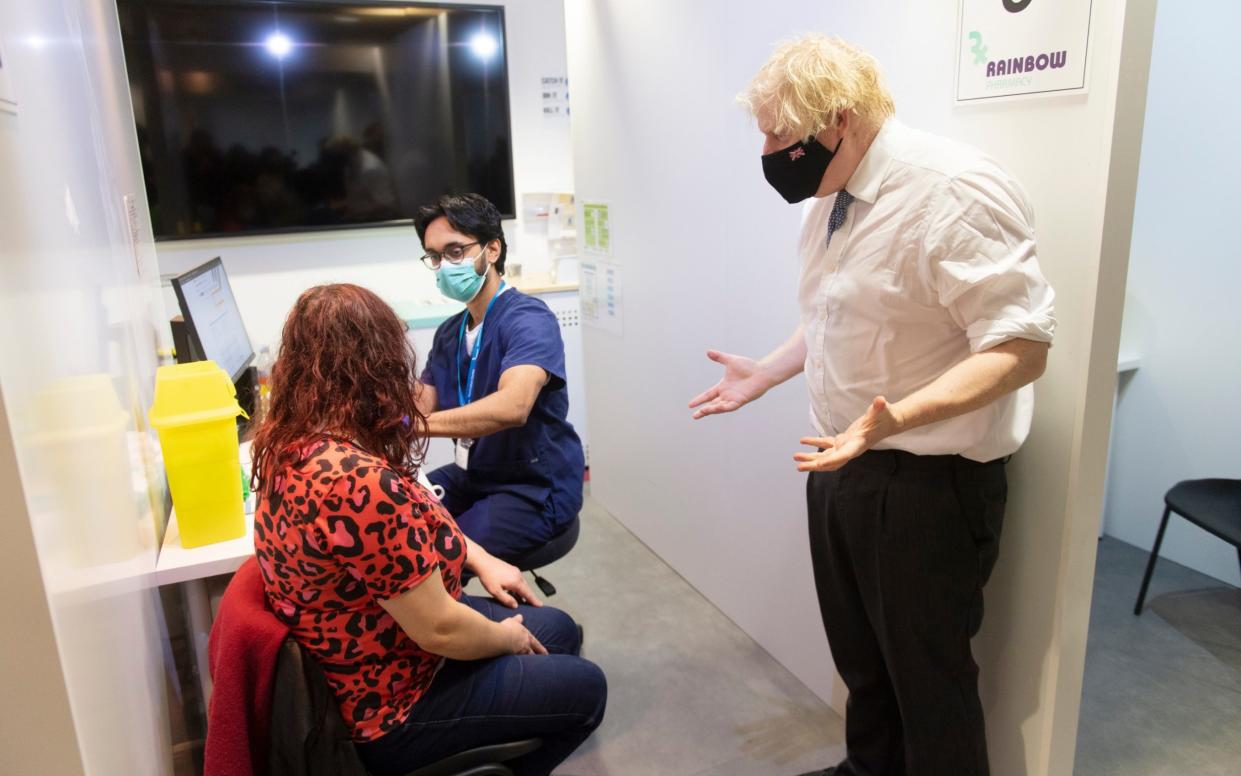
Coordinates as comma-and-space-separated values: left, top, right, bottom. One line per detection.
253, 437, 467, 741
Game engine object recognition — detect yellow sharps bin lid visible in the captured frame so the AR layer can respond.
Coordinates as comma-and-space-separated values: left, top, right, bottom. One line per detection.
149, 361, 245, 429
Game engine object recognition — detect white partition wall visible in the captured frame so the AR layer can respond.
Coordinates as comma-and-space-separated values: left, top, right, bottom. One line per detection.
566, 0, 842, 711
566, 1, 1156, 774
1103, 0, 1241, 587
0, 0, 172, 773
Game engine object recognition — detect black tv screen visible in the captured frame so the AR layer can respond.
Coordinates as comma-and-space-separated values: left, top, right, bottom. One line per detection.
117, 1, 515, 240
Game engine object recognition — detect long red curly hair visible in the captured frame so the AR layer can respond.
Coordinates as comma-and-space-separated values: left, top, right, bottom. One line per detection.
251, 283, 428, 495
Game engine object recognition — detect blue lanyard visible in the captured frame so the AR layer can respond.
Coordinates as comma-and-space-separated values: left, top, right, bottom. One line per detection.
456, 283, 506, 407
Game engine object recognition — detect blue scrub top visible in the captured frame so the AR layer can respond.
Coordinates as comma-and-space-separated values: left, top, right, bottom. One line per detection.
421, 289, 585, 522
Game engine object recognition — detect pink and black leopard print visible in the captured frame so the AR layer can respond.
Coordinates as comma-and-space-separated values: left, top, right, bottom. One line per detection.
253, 436, 467, 742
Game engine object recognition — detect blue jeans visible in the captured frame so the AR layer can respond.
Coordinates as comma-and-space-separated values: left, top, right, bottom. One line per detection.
355, 596, 606, 776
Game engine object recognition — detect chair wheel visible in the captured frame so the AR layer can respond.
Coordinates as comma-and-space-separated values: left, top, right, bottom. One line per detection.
533, 573, 557, 597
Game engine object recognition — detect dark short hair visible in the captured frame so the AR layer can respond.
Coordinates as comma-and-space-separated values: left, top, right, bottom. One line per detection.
414, 193, 508, 275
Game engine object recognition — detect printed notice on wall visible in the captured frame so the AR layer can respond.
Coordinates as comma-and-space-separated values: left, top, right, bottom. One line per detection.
0, 33, 17, 113
123, 193, 158, 282
541, 76, 569, 119
955, 0, 1092, 102
582, 202, 611, 257
581, 261, 623, 335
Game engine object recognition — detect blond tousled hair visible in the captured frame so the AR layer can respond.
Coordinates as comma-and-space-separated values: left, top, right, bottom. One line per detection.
740, 34, 895, 141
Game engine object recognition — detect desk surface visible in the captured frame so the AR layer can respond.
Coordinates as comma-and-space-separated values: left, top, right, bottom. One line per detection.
393, 300, 463, 330
510, 272, 579, 296
153, 509, 254, 586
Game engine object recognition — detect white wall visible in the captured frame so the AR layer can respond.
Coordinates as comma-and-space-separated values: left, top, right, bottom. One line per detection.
0, 0, 173, 773
566, 2, 1154, 775
154, 0, 574, 353
1102, 0, 1241, 587
565, 0, 843, 712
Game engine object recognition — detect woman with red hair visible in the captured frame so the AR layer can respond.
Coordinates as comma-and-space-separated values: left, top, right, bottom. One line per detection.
251, 283, 605, 776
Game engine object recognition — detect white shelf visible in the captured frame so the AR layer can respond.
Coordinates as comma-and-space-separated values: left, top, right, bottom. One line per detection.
510, 271, 579, 295
152, 509, 254, 586
153, 440, 256, 585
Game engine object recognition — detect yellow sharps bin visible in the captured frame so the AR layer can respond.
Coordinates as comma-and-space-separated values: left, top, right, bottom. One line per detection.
150, 361, 247, 548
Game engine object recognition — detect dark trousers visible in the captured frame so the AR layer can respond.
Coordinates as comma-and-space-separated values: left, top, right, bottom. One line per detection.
428, 464, 561, 562
355, 596, 607, 776
807, 449, 1007, 776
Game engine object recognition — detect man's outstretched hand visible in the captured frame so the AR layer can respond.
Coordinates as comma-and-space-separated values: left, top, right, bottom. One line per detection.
794, 396, 903, 472
689, 350, 772, 419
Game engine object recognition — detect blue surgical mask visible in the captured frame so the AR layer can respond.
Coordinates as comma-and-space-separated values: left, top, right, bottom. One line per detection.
436, 253, 488, 302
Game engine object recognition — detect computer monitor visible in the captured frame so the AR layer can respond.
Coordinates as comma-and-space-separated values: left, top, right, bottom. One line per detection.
171, 258, 254, 382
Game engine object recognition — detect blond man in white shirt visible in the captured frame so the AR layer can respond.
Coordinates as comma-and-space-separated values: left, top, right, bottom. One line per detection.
690, 36, 1055, 776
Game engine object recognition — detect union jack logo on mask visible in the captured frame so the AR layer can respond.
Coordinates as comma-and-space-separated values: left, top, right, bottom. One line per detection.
789, 147, 806, 161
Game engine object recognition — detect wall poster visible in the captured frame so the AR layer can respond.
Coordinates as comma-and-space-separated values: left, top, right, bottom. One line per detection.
582, 201, 611, 257
956, 0, 1092, 102
541, 75, 569, 119
580, 260, 622, 335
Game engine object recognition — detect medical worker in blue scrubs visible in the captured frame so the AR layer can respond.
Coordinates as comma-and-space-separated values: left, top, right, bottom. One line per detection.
414, 193, 585, 563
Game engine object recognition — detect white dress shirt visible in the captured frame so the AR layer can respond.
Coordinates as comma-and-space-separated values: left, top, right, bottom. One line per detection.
798, 120, 1056, 462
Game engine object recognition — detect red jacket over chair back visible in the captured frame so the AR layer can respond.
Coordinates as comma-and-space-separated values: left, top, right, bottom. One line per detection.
204, 556, 290, 776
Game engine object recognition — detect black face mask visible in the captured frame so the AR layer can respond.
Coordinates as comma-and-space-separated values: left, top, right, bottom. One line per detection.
761, 136, 840, 203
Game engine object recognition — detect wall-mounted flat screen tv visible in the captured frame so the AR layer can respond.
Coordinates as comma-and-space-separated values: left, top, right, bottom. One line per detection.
117, 1, 515, 240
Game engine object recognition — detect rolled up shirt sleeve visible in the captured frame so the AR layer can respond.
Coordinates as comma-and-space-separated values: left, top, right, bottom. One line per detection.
924, 171, 1057, 353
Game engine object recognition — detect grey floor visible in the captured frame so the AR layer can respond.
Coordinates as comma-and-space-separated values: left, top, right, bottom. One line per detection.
476, 500, 1241, 775
470, 497, 846, 776
1075, 537, 1241, 776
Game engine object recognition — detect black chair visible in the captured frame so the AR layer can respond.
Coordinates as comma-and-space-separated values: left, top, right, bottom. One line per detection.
506, 515, 581, 597
1134, 478, 1241, 615
270, 637, 541, 776
403, 739, 542, 776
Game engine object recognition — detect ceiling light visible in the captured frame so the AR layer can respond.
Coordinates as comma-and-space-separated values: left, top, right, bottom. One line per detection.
264, 31, 292, 59
469, 32, 498, 60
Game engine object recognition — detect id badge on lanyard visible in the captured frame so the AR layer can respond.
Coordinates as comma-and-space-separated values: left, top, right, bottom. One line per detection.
454, 283, 505, 471
455, 437, 473, 470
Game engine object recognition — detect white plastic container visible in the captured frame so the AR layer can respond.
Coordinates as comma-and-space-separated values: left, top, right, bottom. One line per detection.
28, 374, 141, 568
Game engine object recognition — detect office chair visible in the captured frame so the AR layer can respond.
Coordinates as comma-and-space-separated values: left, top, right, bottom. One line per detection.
270, 638, 541, 776
506, 515, 581, 597
1134, 478, 1241, 615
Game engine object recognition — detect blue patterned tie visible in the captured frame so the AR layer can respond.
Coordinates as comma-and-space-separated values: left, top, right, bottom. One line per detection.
826, 190, 854, 249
